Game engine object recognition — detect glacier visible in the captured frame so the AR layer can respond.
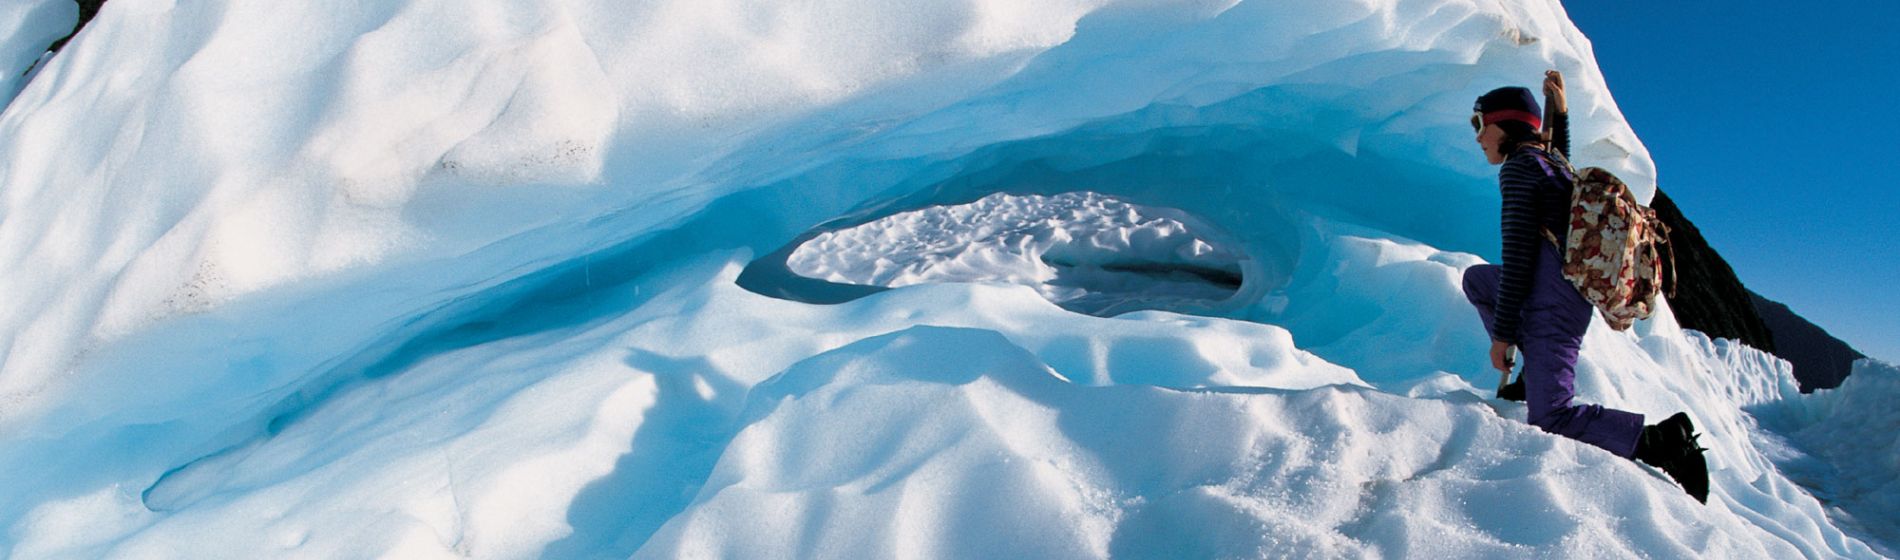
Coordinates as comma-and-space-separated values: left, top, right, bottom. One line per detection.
0, 0, 1892, 557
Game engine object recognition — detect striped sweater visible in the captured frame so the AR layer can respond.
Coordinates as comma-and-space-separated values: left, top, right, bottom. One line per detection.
1492, 111, 1571, 344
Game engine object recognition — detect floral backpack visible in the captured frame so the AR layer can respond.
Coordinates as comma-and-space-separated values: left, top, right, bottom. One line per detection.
1529, 148, 1677, 331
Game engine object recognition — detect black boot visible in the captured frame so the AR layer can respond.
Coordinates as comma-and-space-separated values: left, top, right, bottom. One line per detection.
1634, 412, 1709, 503
1497, 376, 1525, 402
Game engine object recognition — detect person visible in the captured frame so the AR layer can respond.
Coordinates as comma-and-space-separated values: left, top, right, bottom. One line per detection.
1462, 70, 1710, 503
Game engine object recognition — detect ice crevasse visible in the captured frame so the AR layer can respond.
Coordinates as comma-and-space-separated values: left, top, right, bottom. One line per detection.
0, 0, 1890, 558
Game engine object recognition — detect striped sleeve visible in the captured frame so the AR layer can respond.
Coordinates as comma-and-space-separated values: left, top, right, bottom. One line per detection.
1492, 155, 1548, 344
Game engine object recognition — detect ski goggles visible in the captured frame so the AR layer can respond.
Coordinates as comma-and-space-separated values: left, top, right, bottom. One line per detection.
1472, 110, 1543, 132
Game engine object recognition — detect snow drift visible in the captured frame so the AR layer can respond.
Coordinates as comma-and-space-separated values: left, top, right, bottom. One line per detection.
0, 0, 1889, 557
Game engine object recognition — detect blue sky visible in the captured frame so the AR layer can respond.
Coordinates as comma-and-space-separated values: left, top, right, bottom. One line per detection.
1561, 2, 1899, 365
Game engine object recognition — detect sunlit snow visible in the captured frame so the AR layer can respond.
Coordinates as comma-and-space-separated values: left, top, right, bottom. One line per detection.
0, 0, 1891, 558
786, 191, 1246, 315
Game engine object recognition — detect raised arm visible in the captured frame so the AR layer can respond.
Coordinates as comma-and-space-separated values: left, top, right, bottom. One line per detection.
1543, 70, 1570, 159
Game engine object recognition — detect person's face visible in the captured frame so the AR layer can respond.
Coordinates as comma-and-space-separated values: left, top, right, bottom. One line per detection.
1474, 120, 1506, 165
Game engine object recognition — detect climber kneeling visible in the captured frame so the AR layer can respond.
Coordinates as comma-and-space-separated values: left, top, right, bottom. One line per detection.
1461, 70, 1710, 503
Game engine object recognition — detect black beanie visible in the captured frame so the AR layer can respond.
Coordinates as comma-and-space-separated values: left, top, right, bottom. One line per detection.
1474, 86, 1542, 130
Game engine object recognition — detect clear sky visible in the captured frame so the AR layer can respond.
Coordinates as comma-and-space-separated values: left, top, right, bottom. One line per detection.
1560, 1, 1899, 365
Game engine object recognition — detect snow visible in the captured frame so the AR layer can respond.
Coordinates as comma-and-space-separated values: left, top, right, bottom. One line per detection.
1753, 358, 1900, 557
635, 320, 1812, 559
0, 0, 1890, 557
787, 191, 1246, 315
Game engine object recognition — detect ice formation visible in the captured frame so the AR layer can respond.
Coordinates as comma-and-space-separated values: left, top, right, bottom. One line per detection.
0, 0, 1890, 558
0, 0, 73, 104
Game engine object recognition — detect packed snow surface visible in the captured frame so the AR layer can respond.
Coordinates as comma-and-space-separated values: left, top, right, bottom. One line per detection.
0, 0, 1892, 558
787, 191, 1246, 315
1754, 359, 1900, 557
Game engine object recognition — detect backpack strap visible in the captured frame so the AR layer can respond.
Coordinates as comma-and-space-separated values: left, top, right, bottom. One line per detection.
1520, 146, 1572, 249
1522, 145, 1577, 183
1659, 221, 1680, 298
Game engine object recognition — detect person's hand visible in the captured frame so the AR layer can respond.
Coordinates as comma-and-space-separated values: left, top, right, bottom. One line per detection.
1490, 339, 1517, 374
1543, 69, 1567, 113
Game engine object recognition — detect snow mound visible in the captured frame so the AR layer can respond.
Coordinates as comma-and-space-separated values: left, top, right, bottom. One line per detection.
1754, 358, 1900, 555
11, 256, 1874, 558
6, 257, 1357, 558
642, 325, 1809, 559
787, 191, 1246, 315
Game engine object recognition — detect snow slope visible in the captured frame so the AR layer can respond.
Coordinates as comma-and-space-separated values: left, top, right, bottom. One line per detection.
0, 0, 1888, 557
1754, 359, 1900, 557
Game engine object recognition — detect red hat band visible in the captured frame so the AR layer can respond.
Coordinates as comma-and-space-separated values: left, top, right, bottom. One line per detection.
1481, 110, 1542, 131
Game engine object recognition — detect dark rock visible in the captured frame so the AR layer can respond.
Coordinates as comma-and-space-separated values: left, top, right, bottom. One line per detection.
1650, 189, 1776, 352
1751, 291, 1866, 391
1651, 188, 1863, 392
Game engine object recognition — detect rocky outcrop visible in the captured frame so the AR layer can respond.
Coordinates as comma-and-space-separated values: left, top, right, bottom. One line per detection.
1652, 188, 1862, 392
1751, 292, 1866, 391
1651, 189, 1776, 351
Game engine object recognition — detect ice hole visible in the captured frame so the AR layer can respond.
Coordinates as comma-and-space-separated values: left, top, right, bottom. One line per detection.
785, 191, 1247, 316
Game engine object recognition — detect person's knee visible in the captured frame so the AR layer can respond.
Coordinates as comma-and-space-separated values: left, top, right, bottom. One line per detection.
1462, 265, 1496, 301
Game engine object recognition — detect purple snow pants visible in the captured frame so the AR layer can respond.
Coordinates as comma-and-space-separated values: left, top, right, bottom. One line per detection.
1463, 242, 1644, 458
